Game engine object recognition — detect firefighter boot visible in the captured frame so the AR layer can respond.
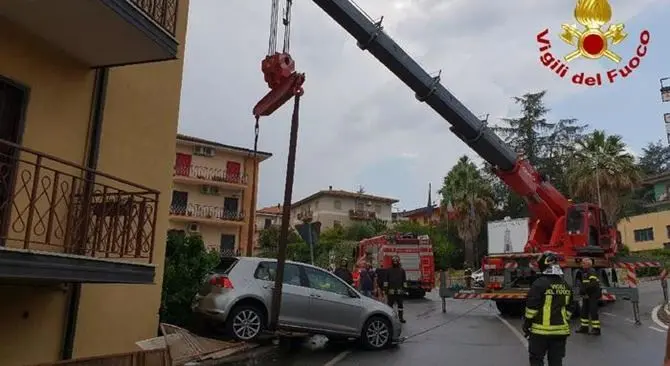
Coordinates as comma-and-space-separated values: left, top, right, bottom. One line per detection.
398, 310, 406, 323
576, 319, 589, 334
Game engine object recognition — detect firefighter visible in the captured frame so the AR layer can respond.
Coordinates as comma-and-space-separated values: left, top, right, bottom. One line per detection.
384, 255, 407, 323
333, 258, 353, 286
523, 252, 575, 366
576, 258, 601, 335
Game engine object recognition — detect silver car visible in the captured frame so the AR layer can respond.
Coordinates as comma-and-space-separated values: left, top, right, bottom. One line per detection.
192, 257, 401, 350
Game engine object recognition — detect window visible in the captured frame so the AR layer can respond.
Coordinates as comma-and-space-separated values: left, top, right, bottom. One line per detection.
304, 267, 350, 296
664, 243, 670, 250
666, 225, 670, 239
334, 200, 342, 210
264, 218, 272, 229
254, 262, 303, 286
633, 228, 654, 242
315, 200, 319, 209
334, 220, 342, 228
375, 204, 382, 214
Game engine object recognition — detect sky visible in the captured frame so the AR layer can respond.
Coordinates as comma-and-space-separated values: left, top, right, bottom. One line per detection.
177, 0, 669, 213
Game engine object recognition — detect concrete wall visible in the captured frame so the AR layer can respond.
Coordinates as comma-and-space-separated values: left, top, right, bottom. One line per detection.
0, 1, 189, 363
618, 210, 670, 251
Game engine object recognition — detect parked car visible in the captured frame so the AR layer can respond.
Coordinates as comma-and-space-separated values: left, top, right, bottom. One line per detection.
192, 257, 402, 350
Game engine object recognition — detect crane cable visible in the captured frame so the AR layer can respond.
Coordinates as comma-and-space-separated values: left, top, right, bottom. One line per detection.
282, 0, 293, 53
401, 300, 491, 341
268, 0, 279, 55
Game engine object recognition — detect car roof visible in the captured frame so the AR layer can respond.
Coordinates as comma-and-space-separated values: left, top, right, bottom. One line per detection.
227, 256, 326, 271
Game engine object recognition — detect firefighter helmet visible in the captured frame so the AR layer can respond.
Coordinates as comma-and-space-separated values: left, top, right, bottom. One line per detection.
537, 252, 559, 273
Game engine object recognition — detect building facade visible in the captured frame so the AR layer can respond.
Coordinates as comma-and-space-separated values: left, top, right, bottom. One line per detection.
0, 0, 189, 364
254, 205, 283, 254
169, 135, 271, 256
291, 187, 398, 229
642, 171, 670, 211
618, 211, 670, 251
398, 205, 444, 226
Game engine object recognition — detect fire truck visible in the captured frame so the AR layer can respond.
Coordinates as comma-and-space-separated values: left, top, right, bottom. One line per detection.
353, 233, 435, 298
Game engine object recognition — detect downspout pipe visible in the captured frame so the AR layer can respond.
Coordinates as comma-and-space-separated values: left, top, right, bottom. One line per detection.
60, 67, 109, 360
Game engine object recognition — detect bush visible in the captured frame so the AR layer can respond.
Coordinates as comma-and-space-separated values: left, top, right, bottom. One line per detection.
160, 232, 220, 327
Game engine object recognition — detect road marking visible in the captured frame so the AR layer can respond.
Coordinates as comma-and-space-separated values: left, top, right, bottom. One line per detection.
651, 305, 669, 330
323, 350, 352, 366
496, 314, 528, 348
649, 326, 667, 333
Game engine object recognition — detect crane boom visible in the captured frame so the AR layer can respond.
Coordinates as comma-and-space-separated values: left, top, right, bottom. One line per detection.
309, 0, 604, 256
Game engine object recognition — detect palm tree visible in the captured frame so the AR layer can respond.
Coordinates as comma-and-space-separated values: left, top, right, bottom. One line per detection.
567, 130, 641, 224
439, 156, 494, 266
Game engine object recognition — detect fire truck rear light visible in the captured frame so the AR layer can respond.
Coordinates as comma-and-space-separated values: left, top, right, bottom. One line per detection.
210, 275, 234, 289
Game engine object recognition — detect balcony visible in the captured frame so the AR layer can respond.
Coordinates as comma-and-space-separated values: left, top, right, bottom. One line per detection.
169, 203, 245, 227
173, 164, 248, 190
297, 210, 313, 222
349, 209, 376, 220
0, 0, 179, 67
0, 139, 157, 284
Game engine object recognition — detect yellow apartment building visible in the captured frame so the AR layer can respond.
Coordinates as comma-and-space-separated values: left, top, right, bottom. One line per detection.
169, 135, 272, 256
0, 0, 189, 364
618, 211, 670, 251
617, 172, 670, 252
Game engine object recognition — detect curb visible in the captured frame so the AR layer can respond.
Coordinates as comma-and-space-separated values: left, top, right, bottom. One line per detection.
653, 304, 670, 329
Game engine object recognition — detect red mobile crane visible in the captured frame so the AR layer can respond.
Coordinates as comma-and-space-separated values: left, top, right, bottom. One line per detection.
303, 0, 666, 321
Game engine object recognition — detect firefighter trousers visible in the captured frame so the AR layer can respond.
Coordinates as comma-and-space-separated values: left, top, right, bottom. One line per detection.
579, 297, 600, 330
387, 294, 404, 310
528, 334, 567, 366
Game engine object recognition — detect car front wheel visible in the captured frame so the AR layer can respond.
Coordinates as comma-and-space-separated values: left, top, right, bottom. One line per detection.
361, 316, 392, 350
226, 305, 265, 342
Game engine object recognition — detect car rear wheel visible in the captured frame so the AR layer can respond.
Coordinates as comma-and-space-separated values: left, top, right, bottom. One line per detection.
226, 305, 265, 342
361, 316, 392, 350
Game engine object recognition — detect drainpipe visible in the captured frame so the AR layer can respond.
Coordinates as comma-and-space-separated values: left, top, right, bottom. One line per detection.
60, 67, 109, 360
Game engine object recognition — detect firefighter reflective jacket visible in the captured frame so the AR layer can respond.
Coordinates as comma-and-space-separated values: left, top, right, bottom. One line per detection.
525, 275, 576, 336
579, 268, 601, 297
384, 266, 407, 295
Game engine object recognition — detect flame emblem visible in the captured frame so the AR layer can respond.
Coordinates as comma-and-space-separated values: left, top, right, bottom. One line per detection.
560, 0, 627, 63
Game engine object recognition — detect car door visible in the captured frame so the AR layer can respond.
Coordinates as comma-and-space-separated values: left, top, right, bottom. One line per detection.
253, 261, 311, 328
303, 266, 364, 335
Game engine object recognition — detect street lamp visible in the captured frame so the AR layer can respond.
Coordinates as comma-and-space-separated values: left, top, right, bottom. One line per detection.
661, 77, 670, 102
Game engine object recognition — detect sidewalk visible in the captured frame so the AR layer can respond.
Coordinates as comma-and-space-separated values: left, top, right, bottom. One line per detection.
658, 304, 670, 326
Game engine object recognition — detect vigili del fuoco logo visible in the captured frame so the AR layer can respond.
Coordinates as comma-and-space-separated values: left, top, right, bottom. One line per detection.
536, 0, 650, 86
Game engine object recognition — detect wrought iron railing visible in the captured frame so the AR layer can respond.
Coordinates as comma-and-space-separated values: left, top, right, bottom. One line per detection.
129, 0, 179, 36
174, 164, 248, 185
349, 209, 376, 220
297, 210, 313, 221
169, 203, 244, 222
0, 139, 159, 262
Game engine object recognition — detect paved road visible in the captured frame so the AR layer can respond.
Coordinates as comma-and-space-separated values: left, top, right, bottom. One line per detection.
231, 281, 668, 365
336, 281, 668, 366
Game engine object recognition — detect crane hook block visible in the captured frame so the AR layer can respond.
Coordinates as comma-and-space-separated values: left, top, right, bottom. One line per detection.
262, 52, 296, 89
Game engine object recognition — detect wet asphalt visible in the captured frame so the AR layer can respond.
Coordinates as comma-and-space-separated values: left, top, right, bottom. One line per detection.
223, 281, 668, 365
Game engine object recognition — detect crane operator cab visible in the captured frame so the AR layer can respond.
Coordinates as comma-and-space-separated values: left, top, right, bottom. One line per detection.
565, 203, 615, 256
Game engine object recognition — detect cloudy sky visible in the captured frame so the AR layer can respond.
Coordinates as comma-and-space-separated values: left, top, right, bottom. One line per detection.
178, 0, 669, 212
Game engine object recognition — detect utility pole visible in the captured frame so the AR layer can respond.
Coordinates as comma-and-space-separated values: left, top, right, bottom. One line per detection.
269, 95, 301, 331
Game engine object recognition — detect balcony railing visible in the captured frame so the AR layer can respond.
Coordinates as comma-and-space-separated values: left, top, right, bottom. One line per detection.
0, 139, 159, 262
169, 203, 245, 222
297, 210, 313, 221
130, 0, 179, 36
349, 209, 376, 220
174, 164, 248, 185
